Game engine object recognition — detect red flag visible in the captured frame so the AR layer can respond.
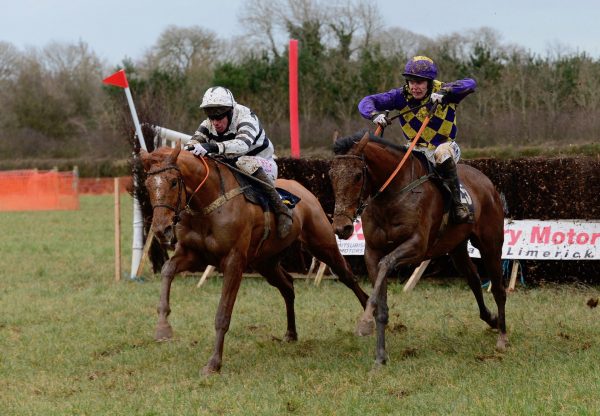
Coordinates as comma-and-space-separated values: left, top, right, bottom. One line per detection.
102, 69, 129, 88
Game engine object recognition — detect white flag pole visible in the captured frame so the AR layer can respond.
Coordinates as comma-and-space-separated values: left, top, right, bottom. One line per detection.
103, 70, 147, 280
122, 86, 147, 280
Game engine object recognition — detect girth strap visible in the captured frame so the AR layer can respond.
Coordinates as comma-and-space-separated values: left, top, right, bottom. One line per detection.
196, 186, 250, 215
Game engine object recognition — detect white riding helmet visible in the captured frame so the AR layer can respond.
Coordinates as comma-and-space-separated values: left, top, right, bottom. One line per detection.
199, 86, 236, 109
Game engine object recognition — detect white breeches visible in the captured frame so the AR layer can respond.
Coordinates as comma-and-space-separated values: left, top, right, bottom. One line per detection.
413, 141, 461, 165
235, 156, 278, 182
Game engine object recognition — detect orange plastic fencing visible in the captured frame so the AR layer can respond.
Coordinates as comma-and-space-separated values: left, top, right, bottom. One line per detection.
0, 169, 79, 211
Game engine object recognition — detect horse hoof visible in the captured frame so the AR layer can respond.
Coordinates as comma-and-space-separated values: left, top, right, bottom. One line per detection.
155, 324, 173, 341
356, 316, 375, 337
201, 365, 220, 376
496, 334, 509, 352
284, 331, 298, 342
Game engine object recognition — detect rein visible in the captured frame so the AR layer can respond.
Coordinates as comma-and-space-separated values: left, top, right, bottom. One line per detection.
333, 152, 433, 223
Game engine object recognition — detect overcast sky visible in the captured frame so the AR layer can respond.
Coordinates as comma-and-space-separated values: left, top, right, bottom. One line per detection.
2, 0, 599, 65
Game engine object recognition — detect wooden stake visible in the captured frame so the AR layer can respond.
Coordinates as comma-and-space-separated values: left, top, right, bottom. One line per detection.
114, 178, 121, 282
135, 228, 155, 278
508, 261, 520, 291
403, 259, 431, 292
197, 265, 216, 288
314, 262, 327, 286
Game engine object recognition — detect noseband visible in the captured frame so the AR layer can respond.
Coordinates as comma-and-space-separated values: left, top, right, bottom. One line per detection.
332, 154, 369, 224
146, 165, 187, 225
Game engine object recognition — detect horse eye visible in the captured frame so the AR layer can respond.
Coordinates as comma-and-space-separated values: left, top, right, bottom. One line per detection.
354, 173, 362, 183
170, 178, 178, 188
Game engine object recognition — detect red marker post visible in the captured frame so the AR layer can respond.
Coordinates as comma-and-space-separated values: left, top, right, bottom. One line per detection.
289, 39, 300, 158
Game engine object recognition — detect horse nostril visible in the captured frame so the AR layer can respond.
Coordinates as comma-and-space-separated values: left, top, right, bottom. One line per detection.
164, 225, 174, 242
342, 224, 353, 238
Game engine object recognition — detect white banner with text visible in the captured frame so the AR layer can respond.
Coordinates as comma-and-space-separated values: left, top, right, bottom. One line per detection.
335, 219, 600, 260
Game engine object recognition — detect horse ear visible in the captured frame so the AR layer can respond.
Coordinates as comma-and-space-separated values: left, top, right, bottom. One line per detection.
354, 131, 370, 154
166, 141, 182, 165
139, 149, 153, 172
332, 130, 339, 143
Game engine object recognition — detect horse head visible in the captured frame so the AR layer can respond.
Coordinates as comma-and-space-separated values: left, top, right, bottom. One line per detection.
329, 131, 371, 240
140, 143, 187, 249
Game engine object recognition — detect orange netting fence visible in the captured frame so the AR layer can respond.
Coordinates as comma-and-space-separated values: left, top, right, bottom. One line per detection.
0, 169, 79, 211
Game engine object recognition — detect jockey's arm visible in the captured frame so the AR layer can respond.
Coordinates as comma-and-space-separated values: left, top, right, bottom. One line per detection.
440, 78, 477, 104
358, 88, 405, 120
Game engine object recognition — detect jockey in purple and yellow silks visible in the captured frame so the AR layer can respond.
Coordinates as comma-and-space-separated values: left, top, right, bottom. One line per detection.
358, 55, 476, 223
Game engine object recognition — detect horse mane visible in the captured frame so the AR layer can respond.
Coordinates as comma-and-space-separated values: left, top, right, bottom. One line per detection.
333, 130, 407, 155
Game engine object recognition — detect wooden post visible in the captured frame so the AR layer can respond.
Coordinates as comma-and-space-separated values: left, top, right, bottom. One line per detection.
114, 178, 121, 282
135, 228, 155, 278
403, 259, 431, 292
508, 261, 520, 291
197, 265, 216, 288
314, 262, 328, 286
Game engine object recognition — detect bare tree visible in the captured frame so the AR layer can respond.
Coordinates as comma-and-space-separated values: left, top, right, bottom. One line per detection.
149, 25, 220, 74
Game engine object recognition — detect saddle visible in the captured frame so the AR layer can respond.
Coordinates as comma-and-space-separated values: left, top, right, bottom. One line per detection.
411, 151, 475, 217
219, 159, 301, 211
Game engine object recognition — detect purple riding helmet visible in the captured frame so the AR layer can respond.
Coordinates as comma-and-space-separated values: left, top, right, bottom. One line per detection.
402, 56, 438, 80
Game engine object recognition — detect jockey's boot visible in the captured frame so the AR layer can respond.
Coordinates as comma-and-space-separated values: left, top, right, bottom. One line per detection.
438, 158, 472, 224
253, 168, 293, 239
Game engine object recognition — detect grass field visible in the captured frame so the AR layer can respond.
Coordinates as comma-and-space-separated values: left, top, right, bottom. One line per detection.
1, 195, 599, 415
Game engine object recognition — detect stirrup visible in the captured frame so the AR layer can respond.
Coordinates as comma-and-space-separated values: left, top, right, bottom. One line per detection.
452, 204, 471, 223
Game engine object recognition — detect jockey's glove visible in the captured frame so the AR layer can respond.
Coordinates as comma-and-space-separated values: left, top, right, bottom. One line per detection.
431, 89, 448, 104
371, 113, 390, 128
185, 142, 219, 157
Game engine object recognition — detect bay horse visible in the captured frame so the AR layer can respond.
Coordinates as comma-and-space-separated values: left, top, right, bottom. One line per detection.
329, 132, 507, 366
140, 144, 368, 375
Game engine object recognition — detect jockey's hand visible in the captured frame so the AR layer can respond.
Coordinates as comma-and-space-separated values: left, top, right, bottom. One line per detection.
431, 90, 448, 104
371, 113, 390, 128
185, 142, 218, 156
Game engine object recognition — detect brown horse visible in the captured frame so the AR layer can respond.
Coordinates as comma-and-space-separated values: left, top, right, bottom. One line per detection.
140, 145, 368, 374
329, 132, 507, 366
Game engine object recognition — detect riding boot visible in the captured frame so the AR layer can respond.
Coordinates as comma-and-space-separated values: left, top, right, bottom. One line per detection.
438, 158, 471, 223
253, 168, 293, 239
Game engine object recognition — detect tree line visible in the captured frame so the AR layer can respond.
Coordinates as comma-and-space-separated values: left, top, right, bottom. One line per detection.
1, 0, 599, 162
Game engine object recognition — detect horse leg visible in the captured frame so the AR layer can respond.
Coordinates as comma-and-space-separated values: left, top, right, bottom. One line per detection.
305, 239, 368, 309
477, 242, 508, 351
374, 276, 389, 366
155, 249, 195, 341
254, 260, 297, 341
359, 240, 424, 366
202, 252, 246, 375
449, 242, 497, 329
357, 239, 423, 338
355, 250, 380, 336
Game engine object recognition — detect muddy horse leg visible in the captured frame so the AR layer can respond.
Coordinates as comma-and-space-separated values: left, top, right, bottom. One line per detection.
306, 239, 368, 309
478, 242, 508, 351
374, 276, 389, 366
355, 250, 380, 336
202, 252, 246, 375
155, 260, 176, 341
254, 260, 297, 341
155, 250, 195, 341
449, 242, 497, 329
358, 239, 425, 366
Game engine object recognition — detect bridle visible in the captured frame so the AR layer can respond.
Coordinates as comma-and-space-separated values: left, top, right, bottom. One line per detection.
332, 154, 369, 224
146, 156, 211, 225
146, 165, 188, 224
332, 151, 434, 224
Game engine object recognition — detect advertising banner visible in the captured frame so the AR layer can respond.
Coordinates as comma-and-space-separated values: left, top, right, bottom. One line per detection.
335, 219, 600, 260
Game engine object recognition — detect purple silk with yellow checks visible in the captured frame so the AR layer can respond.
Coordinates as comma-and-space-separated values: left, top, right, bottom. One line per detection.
358, 79, 476, 149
